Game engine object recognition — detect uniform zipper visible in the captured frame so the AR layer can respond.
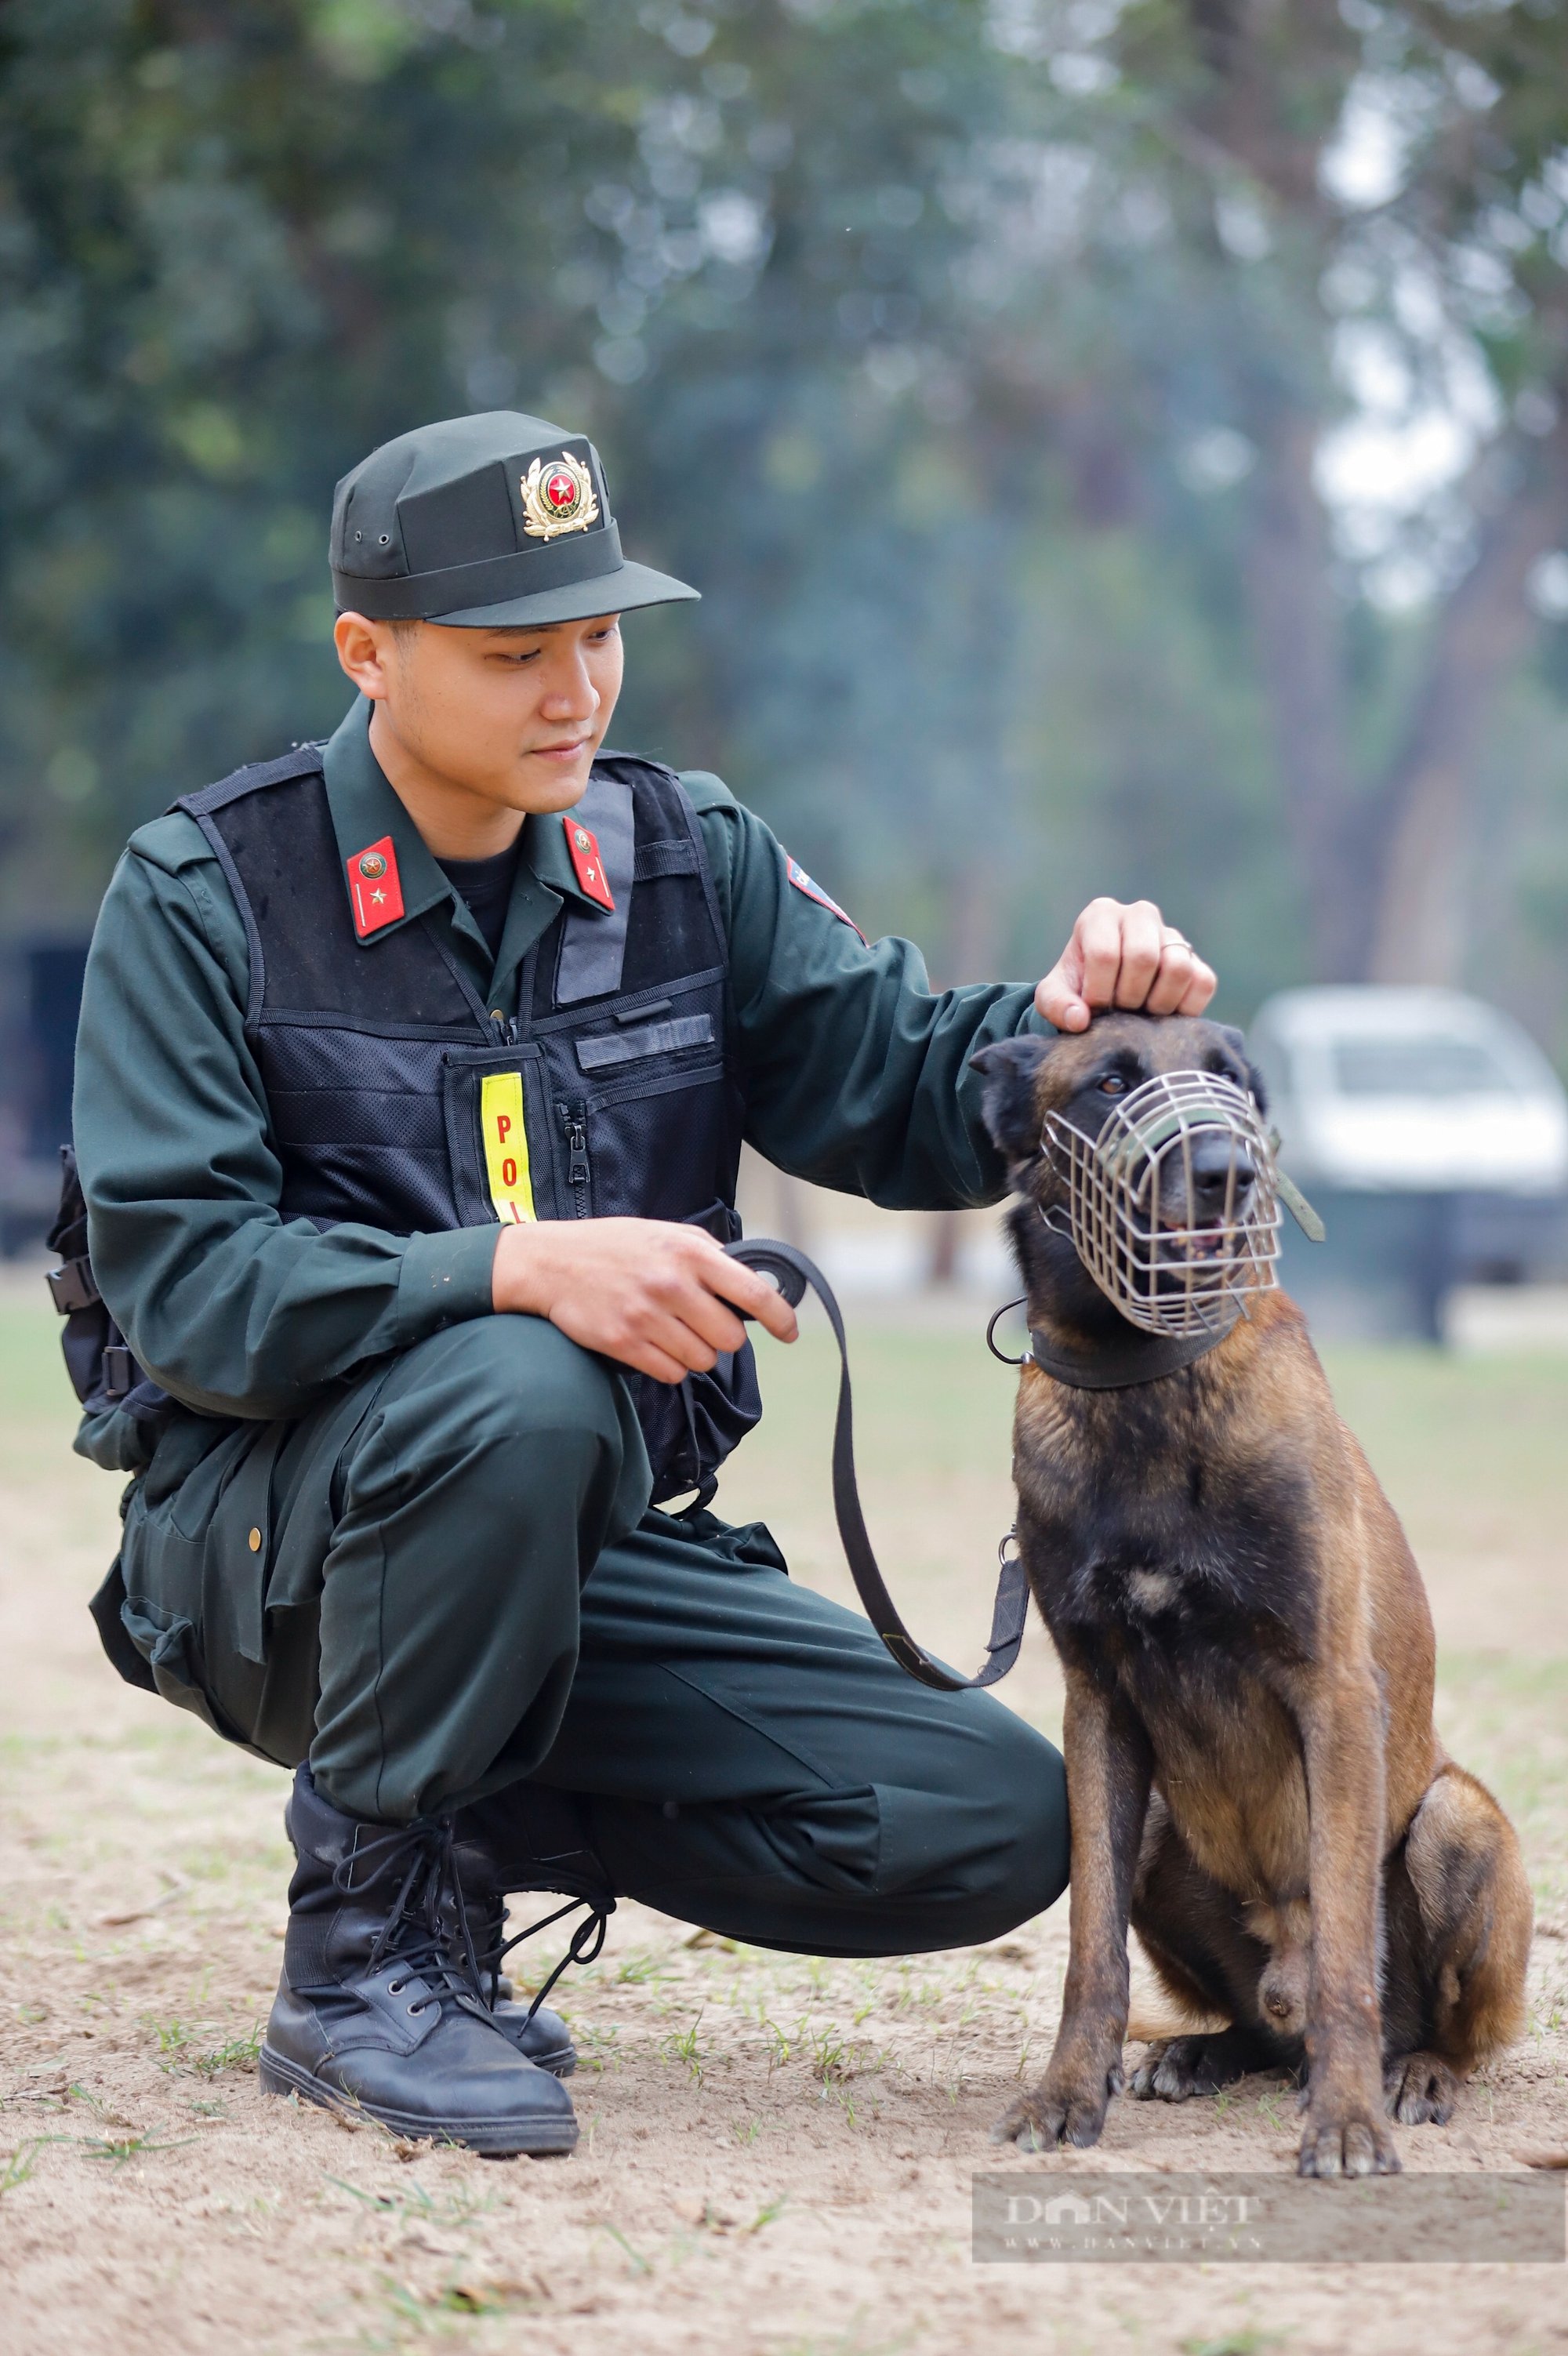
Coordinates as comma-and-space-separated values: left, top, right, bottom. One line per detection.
561, 1102, 591, 1215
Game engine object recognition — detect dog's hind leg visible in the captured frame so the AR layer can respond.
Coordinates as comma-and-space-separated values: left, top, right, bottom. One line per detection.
1129, 1798, 1303, 2102
1132, 2026, 1277, 2102
1381, 1763, 1532, 2125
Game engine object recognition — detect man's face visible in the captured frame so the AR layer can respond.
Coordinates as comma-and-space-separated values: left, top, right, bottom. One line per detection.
335, 611, 625, 815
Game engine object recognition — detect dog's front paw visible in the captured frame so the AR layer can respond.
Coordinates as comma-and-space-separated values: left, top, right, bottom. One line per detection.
1298, 2092, 1401, 2179
993, 2051, 1123, 2152
1384, 2050, 1460, 2126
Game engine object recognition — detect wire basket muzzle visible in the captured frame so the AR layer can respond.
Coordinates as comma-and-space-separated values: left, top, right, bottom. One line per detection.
1040, 1070, 1283, 1337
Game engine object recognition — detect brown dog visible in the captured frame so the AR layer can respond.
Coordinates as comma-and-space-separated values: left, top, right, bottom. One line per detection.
971, 1012, 1531, 2178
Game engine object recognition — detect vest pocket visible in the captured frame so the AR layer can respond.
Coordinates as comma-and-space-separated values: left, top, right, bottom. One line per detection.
575, 1012, 716, 1072
440, 1043, 554, 1226
575, 1059, 734, 1226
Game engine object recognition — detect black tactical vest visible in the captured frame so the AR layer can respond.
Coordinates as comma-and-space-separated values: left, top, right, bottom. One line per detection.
175, 744, 758, 1501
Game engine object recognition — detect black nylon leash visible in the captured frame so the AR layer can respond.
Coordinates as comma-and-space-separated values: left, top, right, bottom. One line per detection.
725, 1239, 1030, 1693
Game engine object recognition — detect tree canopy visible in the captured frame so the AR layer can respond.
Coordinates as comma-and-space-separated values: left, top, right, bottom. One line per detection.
5, 0, 1568, 1055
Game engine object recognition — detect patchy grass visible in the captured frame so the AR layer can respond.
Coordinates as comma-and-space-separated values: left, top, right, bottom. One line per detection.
0, 2139, 46, 2196
81, 2131, 196, 2165
2, 1298, 1567, 2356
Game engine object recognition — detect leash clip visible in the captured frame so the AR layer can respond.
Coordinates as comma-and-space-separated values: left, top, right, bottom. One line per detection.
986, 1296, 1032, 1367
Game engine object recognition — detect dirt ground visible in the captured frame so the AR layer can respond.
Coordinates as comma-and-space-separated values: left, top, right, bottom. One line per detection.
2, 1272, 1566, 2355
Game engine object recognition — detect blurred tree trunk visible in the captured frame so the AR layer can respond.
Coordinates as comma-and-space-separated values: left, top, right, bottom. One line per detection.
925, 524, 1018, 1289
1243, 401, 1362, 980
1193, 0, 1568, 992
1367, 408, 1568, 983
1245, 401, 1568, 987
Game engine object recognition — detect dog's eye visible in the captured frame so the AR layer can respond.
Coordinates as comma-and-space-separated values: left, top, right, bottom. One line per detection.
1098, 1074, 1128, 1097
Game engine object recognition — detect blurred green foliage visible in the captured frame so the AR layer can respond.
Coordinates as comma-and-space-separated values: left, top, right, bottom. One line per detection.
5, 0, 1568, 1042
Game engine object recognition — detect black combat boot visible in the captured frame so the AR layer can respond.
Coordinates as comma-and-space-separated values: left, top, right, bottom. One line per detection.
451, 1786, 618, 2079
260, 1766, 578, 2155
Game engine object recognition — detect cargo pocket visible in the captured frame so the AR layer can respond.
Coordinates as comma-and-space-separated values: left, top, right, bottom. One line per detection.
120, 1472, 271, 1749
118, 1581, 251, 1747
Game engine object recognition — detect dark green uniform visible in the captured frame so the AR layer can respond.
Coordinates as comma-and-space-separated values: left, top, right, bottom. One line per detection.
73, 668, 1067, 1965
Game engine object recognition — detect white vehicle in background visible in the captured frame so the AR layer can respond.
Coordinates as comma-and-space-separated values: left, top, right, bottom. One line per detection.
1247, 987, 1568, 1339
1248, 988, 1568, 1196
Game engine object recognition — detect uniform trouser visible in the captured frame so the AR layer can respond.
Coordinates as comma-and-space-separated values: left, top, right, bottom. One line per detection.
117, 1316, 1069, 1957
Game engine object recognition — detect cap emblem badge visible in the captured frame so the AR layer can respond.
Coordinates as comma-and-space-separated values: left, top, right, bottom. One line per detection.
521, 450, 601, 542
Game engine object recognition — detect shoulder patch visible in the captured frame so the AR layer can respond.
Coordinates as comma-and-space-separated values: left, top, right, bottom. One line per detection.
786, 855, 867, 945
125, 811, 220, 877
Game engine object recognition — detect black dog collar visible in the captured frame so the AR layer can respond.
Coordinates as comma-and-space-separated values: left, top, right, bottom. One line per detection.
988, 1298, 1238, 1389
1027, 1320, 1235, 1389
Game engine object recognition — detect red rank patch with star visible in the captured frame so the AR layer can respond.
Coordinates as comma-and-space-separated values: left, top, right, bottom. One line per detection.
563, 815, 615, 911
346, 836, 405, 938
786, 855, 866, 943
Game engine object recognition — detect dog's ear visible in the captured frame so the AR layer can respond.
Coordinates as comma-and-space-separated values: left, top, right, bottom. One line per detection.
1214, 1022, 1270, 1116
968, 1034, 1054, 1157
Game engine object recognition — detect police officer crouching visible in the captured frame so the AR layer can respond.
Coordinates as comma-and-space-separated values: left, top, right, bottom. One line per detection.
65, 412, 1218, 2155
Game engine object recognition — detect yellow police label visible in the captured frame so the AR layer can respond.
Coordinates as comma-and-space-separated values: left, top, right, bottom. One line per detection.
480, 1072, 535, 1224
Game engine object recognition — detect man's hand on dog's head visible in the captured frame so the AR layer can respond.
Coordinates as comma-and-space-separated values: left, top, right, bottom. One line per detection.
1036, 898, 1217, 1033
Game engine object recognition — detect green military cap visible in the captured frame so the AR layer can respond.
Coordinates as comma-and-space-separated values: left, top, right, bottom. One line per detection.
330, 410, 699, 627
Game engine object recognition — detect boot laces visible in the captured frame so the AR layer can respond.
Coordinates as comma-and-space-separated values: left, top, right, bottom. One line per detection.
332, 1817, 486, 2009
492, 1891, 615, 2024
463, 1870, 615, 2023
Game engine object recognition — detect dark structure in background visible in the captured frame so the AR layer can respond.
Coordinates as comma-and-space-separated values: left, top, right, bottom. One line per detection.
1276, 1191, 1568, 1346
0, 941, 89, 1254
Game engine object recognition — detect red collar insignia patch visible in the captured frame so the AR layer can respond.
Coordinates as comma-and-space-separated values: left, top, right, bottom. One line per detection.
346, 835, 406, 938
786, 855, 866, 944
563, 815, 615, 911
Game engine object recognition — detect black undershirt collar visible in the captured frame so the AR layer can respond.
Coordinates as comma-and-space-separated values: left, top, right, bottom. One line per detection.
437, 839, 524, 965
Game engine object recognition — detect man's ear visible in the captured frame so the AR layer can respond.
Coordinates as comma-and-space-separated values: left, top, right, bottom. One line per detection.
968, 1034, 1054, 1158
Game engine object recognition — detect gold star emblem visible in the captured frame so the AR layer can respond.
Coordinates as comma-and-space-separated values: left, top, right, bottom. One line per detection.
521, 451, 600, 542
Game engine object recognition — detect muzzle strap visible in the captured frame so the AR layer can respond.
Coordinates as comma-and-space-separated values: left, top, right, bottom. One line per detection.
725, 1240, 1029, 1693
